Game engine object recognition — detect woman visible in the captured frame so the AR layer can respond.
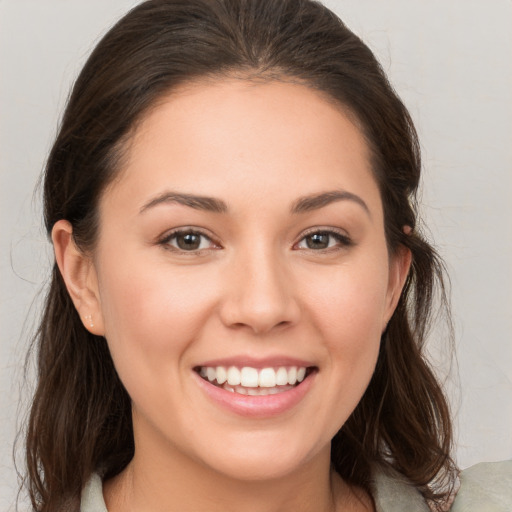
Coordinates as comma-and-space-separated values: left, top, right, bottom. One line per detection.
22, 0, 510, 511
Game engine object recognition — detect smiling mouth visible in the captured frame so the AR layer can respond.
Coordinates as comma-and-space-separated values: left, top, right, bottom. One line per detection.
194, 365, 316, 396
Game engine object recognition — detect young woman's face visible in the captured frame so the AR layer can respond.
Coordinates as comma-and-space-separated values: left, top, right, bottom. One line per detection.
90, 80, 407, 481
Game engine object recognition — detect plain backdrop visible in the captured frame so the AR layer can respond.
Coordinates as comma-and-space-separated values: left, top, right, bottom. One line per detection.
1, 0, 511, 509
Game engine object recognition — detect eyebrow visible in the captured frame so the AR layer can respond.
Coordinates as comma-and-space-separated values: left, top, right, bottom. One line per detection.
291, 190, 371, 216
140, 191, 228, 214
139, 189, 370, 217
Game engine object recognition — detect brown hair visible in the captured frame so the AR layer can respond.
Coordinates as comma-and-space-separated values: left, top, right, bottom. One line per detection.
23, 0, 457, 510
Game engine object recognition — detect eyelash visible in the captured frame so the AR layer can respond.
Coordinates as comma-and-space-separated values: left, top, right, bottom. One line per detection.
294, 228, 353, 252
158, 228, 353, 254
158, 229, 219, 253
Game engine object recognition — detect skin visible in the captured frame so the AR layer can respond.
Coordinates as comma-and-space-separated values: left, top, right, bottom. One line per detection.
53, 79, 411, 512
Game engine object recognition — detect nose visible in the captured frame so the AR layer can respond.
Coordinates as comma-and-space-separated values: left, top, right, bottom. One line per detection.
218, 246, 301, 335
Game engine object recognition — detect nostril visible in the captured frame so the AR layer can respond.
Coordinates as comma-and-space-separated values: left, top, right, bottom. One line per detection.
217, 271, 301, 334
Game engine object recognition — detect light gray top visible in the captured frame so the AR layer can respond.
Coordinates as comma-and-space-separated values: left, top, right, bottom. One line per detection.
81, 460, 512, 512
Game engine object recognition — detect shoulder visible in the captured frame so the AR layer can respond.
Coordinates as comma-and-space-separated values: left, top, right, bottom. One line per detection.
81, 462, 512, 512
81, 472, 108, 512
371, 460, 512, 512
371, 467, 430, 512
450, 460, 512, 512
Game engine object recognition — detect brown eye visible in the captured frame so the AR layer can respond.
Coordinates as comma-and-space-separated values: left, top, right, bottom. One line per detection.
176, 232, 202, 250
304, 233, 331, 249
162, 230, 216, 252
296, 230, 352, 251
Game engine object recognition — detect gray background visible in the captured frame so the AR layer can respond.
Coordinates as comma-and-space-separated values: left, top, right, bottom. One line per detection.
1, 0, 511, 509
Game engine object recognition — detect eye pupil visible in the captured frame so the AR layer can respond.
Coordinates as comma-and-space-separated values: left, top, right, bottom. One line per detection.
177, 233, 201, 250
306, 233, 329, 249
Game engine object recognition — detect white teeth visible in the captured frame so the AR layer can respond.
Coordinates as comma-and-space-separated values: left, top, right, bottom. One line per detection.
198, 365, 310, 389
276, 367, 288, 386
287, 366, 297, 385
227, 366, 241, 386
240, 367, 259, 387
216, 366, 227, 384
259, 367, 276, 387
206, 367, 216, 382
244, 386, 293, 396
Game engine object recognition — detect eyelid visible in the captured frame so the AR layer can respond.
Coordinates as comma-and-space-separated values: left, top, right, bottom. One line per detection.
158, 227, 222, 252
293, 227, 353, 250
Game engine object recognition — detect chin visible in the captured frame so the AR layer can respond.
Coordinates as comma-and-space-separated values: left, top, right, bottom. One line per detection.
206, 454, 308, 482
192, 432, 326, 482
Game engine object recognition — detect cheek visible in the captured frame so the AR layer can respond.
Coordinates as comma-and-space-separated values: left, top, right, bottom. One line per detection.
95, 258, 218, 388
303, 253, 389, 389
307, 255, 390, 340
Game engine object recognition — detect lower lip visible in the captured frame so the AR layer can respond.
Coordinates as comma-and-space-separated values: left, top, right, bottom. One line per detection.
193, 371, 315, 418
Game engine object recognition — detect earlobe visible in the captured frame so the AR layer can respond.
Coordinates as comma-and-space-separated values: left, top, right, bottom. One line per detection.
384, 243, 412, 328
52, 220, 105, 336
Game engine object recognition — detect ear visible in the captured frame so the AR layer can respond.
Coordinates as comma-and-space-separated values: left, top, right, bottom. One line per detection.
52, 220, 105, 336
383, 240, 412, 330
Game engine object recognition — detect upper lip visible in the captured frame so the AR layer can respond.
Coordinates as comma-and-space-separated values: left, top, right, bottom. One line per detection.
195, 355, 316, 369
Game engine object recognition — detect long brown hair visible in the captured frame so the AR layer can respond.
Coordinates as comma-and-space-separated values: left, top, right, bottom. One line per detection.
23, 0, 457, 510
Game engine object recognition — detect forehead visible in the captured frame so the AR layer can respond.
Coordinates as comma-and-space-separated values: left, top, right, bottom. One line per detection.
103, 79, 381, 218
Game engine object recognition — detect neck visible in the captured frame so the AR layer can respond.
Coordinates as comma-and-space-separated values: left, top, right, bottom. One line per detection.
103, 411, 373, 512
103, 442, 358, 512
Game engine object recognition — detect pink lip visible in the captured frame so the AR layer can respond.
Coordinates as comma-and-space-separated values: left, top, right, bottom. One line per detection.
193, 370, 316, 418
195, 355, 315, 369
